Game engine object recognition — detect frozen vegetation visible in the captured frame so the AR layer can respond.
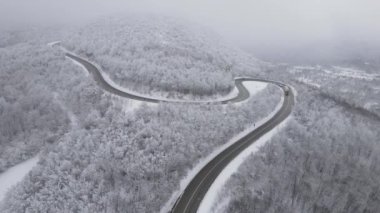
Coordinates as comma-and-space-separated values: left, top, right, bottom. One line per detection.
0, 87, 282, 212
1, 13, 379, 213
0, 31, 118, 173
199, 105, 288, 213
289, 65, 380, 118
0, 25, 117, 200
213, 72, 380, 212
64, 16, 264, 99
0, 16, 281, 212
0, 43, 70, 172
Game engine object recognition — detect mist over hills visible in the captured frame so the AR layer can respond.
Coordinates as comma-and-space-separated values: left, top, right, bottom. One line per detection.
244, 41, 380, 66
0, 1, 379, 212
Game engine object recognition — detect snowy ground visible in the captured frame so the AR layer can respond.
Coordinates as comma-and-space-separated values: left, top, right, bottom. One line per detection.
47, 41, 61, 47
102, 70, 243, 103
160, 83, 283, 213
239, 81, 267, 104
200, 116, 291, 213
243, 81, 267, 95
55, 43, 240, 103
0, 156, 39, 202
296, 77, 321, 89
48, 41, 284, 213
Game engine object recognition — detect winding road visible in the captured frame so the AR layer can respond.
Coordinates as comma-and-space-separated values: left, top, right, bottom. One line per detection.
63, 48, 294, 213
171, 86, 293, 213
66, 53, 288, 104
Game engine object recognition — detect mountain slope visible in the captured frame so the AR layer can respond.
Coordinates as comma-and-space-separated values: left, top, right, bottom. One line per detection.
64, 16, 264, 98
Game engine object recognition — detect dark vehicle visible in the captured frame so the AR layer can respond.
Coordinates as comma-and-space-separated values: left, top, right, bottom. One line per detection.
284, 86, 290, 96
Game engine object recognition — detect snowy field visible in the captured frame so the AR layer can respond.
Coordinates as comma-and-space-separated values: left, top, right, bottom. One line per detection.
0, 156, 39, 202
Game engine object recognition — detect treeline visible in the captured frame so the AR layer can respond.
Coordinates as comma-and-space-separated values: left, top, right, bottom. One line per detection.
214, 84, 380, 213
64, 16, 264, 98
1, 84, 282, 213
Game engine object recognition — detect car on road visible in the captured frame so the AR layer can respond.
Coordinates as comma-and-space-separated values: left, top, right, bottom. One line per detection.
284, 86, 290, 96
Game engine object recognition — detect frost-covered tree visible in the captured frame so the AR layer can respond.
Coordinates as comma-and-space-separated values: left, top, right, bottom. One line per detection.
216, 85, 380, 213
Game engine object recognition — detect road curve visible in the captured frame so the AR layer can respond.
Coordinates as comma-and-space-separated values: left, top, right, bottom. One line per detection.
66, 53, 283, 104
63, 49, 294, 213
171, 87, 293, 213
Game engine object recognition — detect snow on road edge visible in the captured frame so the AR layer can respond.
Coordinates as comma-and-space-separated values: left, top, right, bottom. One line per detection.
160, 87, 284, 213
94, 67, 239, 103
242, 81, 267, 96
48, 41, 288, 212
66, 57, 90, 77
199, 116, 291, 213
234, 81, 267, 106
200, 86, 296, 213
51, 42, 241, 104
0, 156, 39, 202
47, 41, 61, 47
50, 43, 143, 113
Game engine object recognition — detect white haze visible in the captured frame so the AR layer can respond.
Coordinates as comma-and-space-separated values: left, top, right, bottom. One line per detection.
1, 0, 379, 63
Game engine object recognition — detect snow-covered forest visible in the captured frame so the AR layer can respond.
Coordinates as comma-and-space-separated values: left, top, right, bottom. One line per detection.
1, 5, 379, 213
0, 43, 80, 172
64, 16, 264, 98
207, 56, 380, 212
0, 84, 281, 212
213, 84, 380, 212
0, 16, 282, 212
290, 65, 380, 118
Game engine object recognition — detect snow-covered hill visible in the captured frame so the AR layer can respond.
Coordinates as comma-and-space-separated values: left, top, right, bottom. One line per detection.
0, 15, 279, 212
64, 16, 264, 99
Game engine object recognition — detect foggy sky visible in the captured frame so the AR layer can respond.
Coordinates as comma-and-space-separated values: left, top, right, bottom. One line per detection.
1, 0, 379, 63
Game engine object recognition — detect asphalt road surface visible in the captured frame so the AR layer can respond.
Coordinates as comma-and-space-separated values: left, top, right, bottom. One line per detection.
64, 50, 294, 213
171, 86, 294, 213
66, 53, 286, 104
